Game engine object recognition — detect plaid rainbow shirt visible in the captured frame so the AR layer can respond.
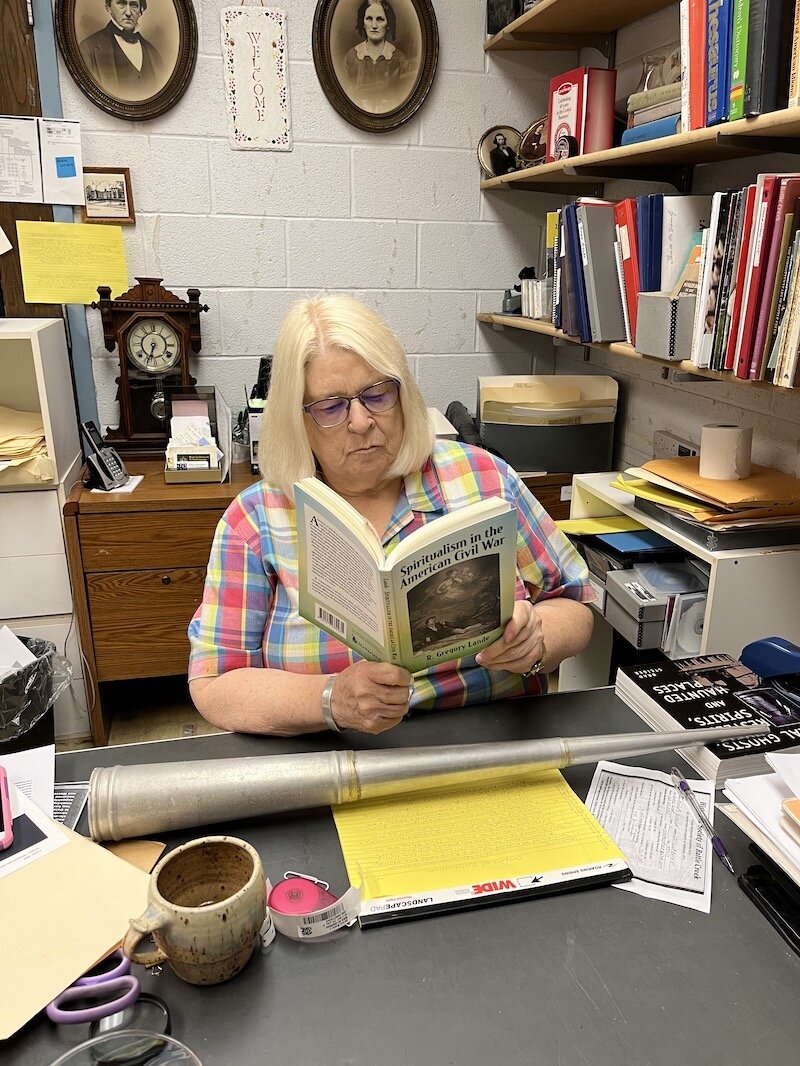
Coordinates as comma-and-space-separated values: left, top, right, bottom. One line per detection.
188, 439, 594, 709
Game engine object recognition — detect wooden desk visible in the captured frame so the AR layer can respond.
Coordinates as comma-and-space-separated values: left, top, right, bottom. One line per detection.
63, 462, 256, 745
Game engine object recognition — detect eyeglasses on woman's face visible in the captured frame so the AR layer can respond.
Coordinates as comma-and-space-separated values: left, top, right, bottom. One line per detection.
302, 378, 400, 428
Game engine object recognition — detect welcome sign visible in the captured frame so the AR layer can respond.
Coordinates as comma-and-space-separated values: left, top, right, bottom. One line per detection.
221, 7, 292, 150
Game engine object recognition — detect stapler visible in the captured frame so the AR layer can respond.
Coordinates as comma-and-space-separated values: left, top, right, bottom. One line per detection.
740, 637, 800, 679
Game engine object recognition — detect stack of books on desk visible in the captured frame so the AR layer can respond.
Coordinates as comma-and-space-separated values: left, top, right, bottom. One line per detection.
612, 456, 800, 550
615, 652, 800, 786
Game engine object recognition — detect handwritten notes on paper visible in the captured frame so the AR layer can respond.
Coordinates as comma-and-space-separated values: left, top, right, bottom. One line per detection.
0, 116, 43, 203
333, 770, 629, 923
16, 220, 128, 305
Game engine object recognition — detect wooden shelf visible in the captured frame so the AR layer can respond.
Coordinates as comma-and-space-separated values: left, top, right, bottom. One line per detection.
480, 108, 800, 192
476, 313, 780, 387
484, 0, 674, 51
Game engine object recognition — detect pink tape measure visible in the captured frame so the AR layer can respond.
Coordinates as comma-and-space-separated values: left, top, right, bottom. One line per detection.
268, 872, 338, 916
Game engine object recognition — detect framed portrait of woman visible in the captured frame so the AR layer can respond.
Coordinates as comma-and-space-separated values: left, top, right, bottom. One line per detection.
55, 0, 197, 121
313, 0, 439, 133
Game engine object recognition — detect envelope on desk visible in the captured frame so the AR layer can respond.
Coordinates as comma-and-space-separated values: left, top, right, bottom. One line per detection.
0, 813, 150, 1039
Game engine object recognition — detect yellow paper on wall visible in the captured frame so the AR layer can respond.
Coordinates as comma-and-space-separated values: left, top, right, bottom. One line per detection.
333, 769, 629, 925
16, 220, 128, 304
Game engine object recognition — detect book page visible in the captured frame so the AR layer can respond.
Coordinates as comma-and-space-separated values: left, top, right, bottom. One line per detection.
333, 770, 628, 922
296, 492, 387, 661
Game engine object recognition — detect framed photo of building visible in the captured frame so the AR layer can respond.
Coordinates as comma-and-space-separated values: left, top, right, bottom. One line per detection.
312, 0, 439, 133
80, 167, 136, 224
55, 0, 198, 121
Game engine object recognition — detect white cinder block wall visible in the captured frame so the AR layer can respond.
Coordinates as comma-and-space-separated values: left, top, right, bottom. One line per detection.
57, 0, 800, 473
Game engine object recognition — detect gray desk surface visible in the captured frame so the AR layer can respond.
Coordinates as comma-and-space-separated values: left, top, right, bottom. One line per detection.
7, 687, 800, 1066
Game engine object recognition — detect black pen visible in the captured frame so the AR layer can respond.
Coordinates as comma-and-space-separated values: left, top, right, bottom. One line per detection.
671, 767, 735, 875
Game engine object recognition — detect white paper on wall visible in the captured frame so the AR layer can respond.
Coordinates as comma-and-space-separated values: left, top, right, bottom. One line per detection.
221, 7, 292, 151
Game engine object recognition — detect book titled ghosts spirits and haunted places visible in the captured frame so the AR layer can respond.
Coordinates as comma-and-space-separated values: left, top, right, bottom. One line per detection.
616, 653, 800, 781
295, 477, 517, 673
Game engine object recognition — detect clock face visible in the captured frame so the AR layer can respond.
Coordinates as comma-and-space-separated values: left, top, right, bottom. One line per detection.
126, 318, 182, 375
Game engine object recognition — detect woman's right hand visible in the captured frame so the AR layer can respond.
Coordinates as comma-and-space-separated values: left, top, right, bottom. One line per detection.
328, 661, 413, 734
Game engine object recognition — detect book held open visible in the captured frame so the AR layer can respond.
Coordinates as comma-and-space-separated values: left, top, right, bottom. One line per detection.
295, 477, 517, 673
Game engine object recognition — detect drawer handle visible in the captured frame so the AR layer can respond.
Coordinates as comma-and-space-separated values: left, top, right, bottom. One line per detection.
161, 575, 171, 585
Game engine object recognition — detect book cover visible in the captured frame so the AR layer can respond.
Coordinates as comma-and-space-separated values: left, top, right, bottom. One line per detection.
619, 114, 681, 146
723, 182, 757, 369
691, 190, 730, 368
728, 0, 751, 120
765, 203, 800, 377
295, 477, 518, 674
689, 0, 709, 129
616, 654, 800, 783
768, 221, 800, 382
563, 201, 592, 343
749, 176, 800, 378
710, 189, 743, 370
706, 0, 733, 125
614, 198, 641, 342
744, 0, 794, 117
774, 233, 800, 387
576, 202, 626, 343
661, 194, 713, 293
545, 66, 616, 163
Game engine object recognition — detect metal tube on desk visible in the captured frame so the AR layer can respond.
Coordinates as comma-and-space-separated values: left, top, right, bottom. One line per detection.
88, 722, 769, 841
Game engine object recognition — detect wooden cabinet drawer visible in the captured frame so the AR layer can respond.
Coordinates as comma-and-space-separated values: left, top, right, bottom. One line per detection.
521, 474, 572, 522
79, 510, 224, 572
88, 567, 206, 680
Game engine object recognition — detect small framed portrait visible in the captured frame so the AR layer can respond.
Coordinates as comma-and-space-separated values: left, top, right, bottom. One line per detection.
312, 0, 439, 133
518, 117, 546, 165
486, 0, 521, 37
80, 167, 135, 224
477, 125, 521, 178
55, 0, 197, 121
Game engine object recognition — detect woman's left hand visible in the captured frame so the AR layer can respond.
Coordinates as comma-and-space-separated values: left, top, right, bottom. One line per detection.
474, 598, 544, 675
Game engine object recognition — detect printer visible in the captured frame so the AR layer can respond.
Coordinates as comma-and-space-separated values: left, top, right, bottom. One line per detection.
476, 375, 618, 474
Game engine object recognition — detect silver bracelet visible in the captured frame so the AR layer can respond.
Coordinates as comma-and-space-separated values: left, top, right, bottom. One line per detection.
321, 676, 341, 733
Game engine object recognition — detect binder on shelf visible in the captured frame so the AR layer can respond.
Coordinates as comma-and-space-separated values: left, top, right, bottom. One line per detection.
575, 202, 626, 343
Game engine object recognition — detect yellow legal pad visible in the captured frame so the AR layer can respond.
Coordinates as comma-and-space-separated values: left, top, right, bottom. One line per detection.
333, 769, 630, 926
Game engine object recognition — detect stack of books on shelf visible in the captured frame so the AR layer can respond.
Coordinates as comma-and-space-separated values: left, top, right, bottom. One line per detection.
688, 171, 800, 383
679, 0, 800, 132
612, 455, 800, 550
548, 193, 710, 349
615, 652, 800, 786
621, 82, 682, 146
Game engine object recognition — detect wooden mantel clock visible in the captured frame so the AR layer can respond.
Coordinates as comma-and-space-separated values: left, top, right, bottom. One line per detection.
91, 277, 208, 459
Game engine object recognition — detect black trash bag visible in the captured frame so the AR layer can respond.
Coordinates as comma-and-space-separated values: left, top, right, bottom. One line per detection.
0, 637, 72, 751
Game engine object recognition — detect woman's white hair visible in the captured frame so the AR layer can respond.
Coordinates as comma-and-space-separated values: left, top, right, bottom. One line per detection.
258, 294, 434, 497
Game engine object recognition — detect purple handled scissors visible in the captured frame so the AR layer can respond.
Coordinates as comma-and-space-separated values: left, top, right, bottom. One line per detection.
47, 949, 140, 1025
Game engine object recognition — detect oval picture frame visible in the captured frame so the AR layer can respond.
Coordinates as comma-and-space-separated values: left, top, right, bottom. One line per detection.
477, 125, 521, 178
55, 0, 198, 122
518, 117, 546, 164
312, 0, 439, 133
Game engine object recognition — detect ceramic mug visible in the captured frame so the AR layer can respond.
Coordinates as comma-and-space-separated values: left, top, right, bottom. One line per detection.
123, 835, 266, 986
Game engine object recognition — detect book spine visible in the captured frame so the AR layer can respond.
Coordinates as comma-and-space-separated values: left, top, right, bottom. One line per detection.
552, 211, 562, 326
710, 189, 742, 370
689, 0, 709, 128
627, 82, 683, 112
620, 115, 681, 145
707, 0, 732, 125
775, 244, 800, 386
631, 99, 683, 126
680, 0, 691, 132
790, 0, 800, 106
736, 175, 778, 377
743, 0, 791, 116
728, 0, 750, 120
724, 182, 757, 369
765, 230, 799, 380
614, 199, 640, 341
381, 573, 399, 663
614, 235, 633, 344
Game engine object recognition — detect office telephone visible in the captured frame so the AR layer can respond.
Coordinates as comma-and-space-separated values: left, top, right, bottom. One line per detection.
80, 420, 129, 490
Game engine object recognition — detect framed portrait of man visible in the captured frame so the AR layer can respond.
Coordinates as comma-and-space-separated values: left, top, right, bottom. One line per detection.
55, 0, 198, 121
312, 0, 439, 133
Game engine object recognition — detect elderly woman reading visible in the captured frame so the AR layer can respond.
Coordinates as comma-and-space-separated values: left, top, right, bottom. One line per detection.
188, 295, 593, 736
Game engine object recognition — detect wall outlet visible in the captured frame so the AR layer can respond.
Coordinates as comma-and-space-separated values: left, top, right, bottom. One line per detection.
652, 430, 699, 459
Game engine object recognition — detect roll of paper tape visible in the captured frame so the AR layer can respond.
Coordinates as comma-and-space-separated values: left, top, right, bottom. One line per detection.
698, 424, 752, 480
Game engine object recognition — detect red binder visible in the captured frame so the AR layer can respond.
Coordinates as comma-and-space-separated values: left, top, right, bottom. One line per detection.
749, 176, 800, 378
688, 0, 708, 130
734, 175, 780, 378
614, 198, 640, 343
